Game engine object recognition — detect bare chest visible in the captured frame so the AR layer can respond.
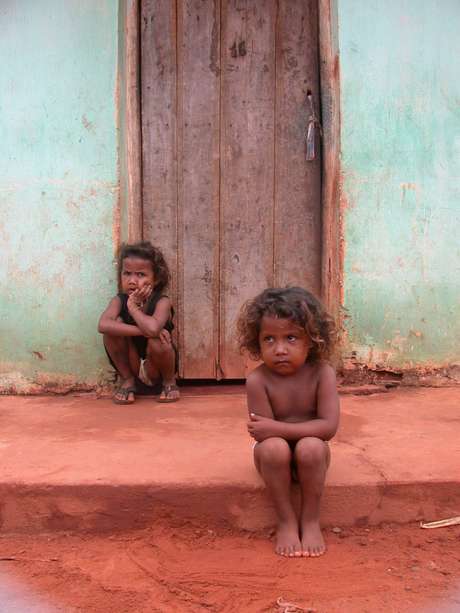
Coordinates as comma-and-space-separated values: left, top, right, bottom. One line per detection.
265, 367, 319, 422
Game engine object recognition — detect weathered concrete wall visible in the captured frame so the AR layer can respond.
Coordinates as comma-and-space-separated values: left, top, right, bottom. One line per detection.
0, 1, 119, 392
2, 1, 458, 392
337, 0, 460, 371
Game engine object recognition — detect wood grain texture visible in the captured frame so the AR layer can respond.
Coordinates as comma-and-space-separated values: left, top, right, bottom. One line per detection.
219, 0, 276, 378
126, 0, 143, 242
274, 0, 321, 295
177, 0, 220, 377
140, 0, 325, 378
319, 0, 342, 323
141, 0, 178, 306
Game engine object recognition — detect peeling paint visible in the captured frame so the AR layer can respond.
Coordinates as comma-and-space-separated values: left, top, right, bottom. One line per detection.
340, 362, 460, 389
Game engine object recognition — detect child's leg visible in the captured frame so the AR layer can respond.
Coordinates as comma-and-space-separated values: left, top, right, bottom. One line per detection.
144, 338, 179, 401
254, 438, 301, 557
103, 334, 140, 403
293, 437, 330, 557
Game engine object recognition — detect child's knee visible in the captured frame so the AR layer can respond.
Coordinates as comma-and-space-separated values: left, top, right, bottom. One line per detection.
294, 437, 328, 467
146, 337, 173, 358
256, 437, 291, 467
103, 332, 125, 348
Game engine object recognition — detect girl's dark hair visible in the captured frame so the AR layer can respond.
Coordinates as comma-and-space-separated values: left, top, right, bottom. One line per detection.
237, 287, 337, 363
117, 241, 170, 293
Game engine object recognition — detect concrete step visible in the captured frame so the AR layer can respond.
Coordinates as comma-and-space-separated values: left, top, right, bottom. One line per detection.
0, 388, 458, 534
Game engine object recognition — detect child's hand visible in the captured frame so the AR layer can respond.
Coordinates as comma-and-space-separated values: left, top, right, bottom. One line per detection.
127, 290, 142, 312
136, 283, 153, 304
158, 328, 172, 345
247, 413, 280, 442
127, 285, 152, 312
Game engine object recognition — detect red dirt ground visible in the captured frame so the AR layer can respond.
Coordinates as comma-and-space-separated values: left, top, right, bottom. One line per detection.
0, 522, 458, 612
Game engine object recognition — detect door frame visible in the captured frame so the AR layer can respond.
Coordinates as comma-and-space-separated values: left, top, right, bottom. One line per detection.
118, 0, 342, 330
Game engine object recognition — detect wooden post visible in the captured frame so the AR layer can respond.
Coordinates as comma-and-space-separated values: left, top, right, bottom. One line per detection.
125, 0, 143, 242
319, 0, 342, 324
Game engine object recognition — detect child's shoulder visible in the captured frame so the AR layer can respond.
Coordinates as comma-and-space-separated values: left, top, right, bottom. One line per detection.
314, 361, 335, 375
245, 364, 270, 389
296, 361, 336, 387
313, 361, 337, 385
106, 293, 123, 308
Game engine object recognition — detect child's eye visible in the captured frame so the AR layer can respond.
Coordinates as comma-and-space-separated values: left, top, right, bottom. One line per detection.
287, 335, 297, 342
137, 272, 145, 277
263, 336, 274, 343
122, 271, 130, 276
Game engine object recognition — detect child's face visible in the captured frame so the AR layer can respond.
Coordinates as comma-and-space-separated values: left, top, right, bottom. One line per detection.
258, 315, 310, 375
121, 257, 155, 294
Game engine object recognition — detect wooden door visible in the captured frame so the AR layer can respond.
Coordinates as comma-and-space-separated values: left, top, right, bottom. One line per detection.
141, 0, 321, 379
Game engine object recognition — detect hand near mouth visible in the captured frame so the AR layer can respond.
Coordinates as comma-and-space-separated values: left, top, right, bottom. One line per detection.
127, 284, 152, 312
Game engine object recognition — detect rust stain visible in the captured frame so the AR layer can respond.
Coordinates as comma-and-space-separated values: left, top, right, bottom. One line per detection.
81, 115, 95, 133
32, 351, 45, 360
333, 54, 339, 80
401, 182, 418, 191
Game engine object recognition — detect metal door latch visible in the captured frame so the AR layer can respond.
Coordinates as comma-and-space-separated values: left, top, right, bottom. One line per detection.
306, 92, 322, 161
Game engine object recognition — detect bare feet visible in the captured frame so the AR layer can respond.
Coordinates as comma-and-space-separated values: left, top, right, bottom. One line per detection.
300, 520, 326, 557
158, 381, 180, 403
275, 518, 302, 557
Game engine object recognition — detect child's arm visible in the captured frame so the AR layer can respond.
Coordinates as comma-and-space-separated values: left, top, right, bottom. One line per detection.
127, 294, 172, 339
248, 364, 339, 442
246, 369, 275, 418
98, 296, 143, 337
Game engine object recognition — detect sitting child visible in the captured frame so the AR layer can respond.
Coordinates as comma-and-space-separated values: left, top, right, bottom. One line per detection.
237, 287, 339, 558
98, 241, 179, 404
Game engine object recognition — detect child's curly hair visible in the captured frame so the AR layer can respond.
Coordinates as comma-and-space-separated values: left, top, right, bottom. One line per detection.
237, 287, 337, 364
117, 241, 170, 294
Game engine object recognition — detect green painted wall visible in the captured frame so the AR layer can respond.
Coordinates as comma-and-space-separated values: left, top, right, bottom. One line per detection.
337, 0, 460, 369
0, 1, 119, 391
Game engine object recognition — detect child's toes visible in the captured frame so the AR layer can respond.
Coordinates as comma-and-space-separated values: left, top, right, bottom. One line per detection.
288, 544, 302, 557
158, 383, 180, 403
113, 382, 136, 405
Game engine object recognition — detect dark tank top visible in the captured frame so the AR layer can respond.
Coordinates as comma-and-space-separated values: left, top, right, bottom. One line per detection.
118, 290, 174, 359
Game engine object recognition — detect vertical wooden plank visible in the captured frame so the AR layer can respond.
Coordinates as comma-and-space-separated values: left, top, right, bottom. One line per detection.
274, 0, 321, 295
177, 0, 220, 378
126, 0, 143, 243
220, 0, 276, 378
319, 0, 342, 320
141, 0, 178, 307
